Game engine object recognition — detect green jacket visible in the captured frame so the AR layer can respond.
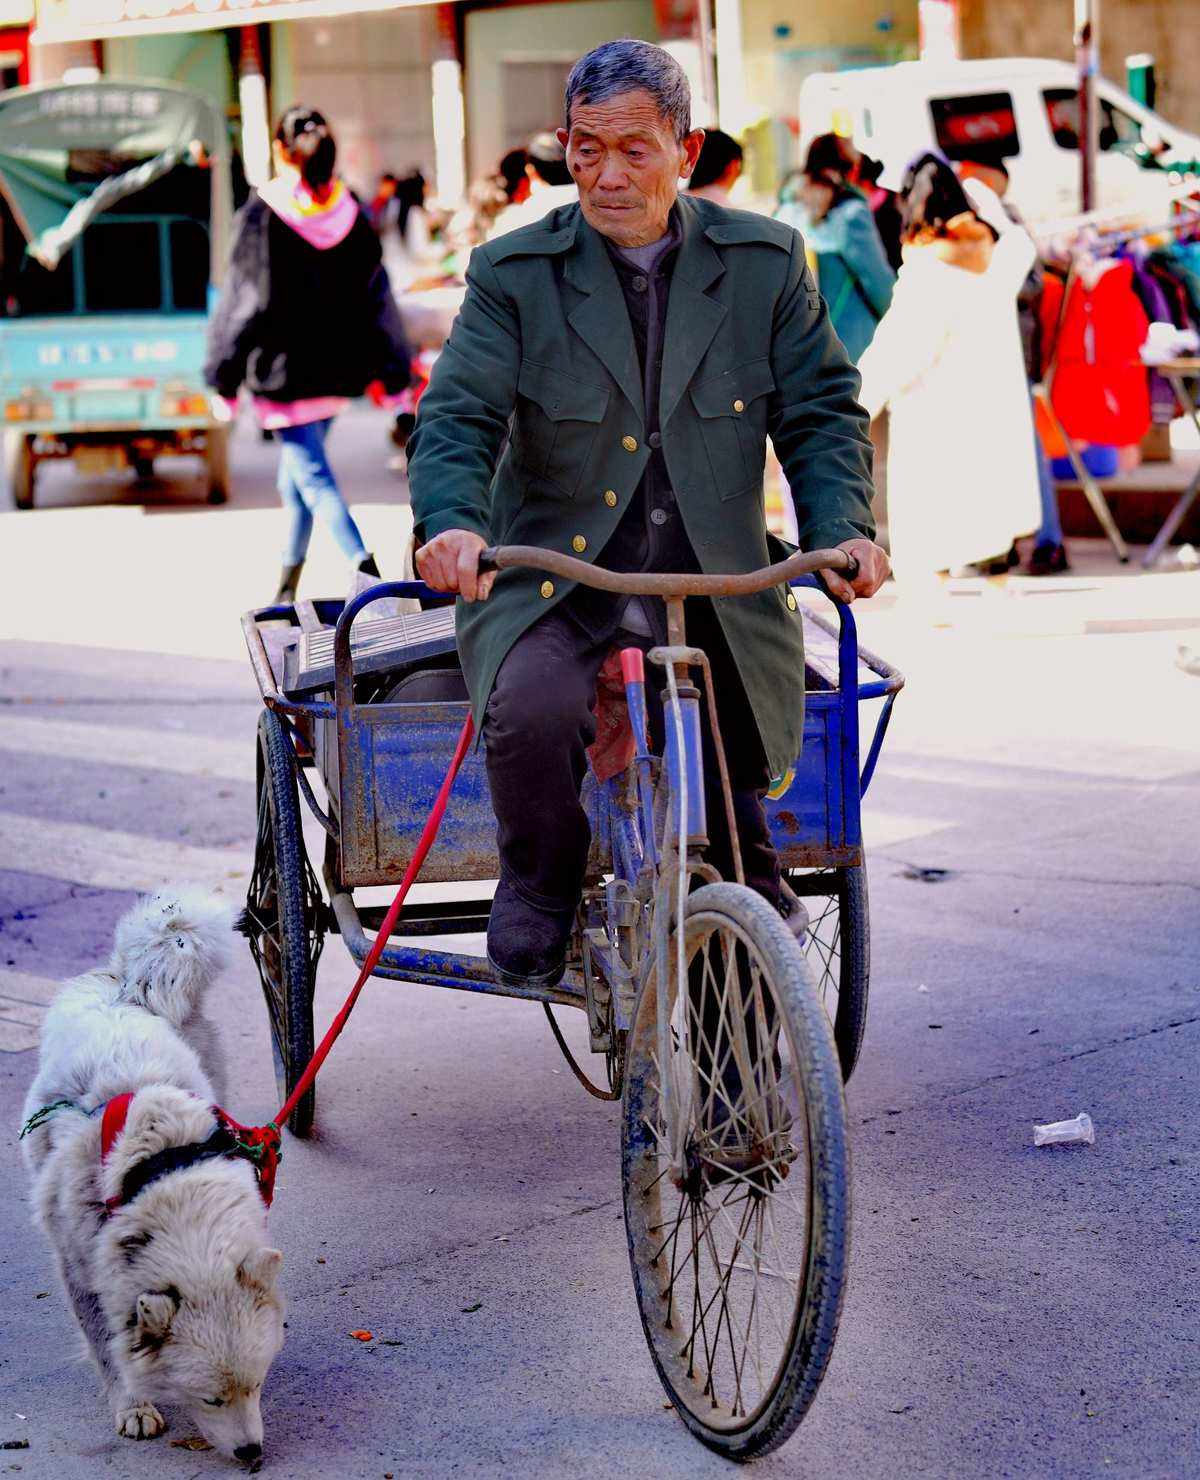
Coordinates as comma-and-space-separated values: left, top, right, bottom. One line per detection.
408, 194, 875, 778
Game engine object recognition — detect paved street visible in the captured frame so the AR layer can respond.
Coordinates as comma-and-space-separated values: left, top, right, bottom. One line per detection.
2, 410, 1199, 1478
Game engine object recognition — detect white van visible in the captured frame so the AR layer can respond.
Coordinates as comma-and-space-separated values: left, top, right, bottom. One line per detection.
798, 58, 1200, 227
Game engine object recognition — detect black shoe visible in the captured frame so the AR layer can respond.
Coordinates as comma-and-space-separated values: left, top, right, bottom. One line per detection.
357, 554, 381, 579
486, 873, 574, 989
274, 561, 304, 603
1027, 541, 1070, 576
976, 543, 1021, 576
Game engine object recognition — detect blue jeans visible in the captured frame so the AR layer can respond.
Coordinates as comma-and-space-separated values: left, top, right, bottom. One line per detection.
276, 418, 368, 565
1032, 395, 1063, 546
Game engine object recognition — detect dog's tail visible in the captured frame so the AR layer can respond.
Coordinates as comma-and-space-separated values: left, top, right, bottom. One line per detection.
110, 886, 234, 1029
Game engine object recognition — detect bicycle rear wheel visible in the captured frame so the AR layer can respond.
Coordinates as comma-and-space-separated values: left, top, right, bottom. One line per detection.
787, 860, 870, 1082
622, 882, 849, 1459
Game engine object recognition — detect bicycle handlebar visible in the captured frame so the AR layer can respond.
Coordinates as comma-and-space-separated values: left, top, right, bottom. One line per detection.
476, 544, 859, 598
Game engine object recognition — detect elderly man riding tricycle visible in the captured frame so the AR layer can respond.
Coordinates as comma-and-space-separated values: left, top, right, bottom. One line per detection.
243, 38, 898, 1459
403, 38, 889, 1454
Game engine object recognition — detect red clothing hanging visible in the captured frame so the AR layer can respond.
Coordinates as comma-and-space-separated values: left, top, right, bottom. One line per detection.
1050, 260, 1151, 446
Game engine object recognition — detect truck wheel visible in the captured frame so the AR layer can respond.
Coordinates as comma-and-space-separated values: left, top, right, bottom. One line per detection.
205, 425, 230, 505
5, 434, 36, 510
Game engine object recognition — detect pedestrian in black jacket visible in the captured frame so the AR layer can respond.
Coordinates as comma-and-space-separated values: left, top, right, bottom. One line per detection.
205, 106, 411, 601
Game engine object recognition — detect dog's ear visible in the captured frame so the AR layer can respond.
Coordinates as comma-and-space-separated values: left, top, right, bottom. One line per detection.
135, 1289, 179, 1343
237, 1248, 283, 1291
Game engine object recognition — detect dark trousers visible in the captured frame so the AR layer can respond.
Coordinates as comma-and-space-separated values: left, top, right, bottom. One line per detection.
483, 604, 781, 914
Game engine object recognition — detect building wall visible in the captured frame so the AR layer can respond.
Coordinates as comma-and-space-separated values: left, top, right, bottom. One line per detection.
282, 9, 440, 196
464, 0, 656, 181
959, 0, 1200, 136
741, 0, 918, 192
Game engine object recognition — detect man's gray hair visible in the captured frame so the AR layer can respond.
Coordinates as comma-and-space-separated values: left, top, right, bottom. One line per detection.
564, 40, 692, 141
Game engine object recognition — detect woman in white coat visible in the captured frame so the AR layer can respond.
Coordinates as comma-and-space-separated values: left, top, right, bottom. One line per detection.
857, 155, 1041, 580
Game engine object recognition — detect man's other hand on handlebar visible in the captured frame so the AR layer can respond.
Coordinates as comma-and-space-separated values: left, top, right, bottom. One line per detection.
415, 529, 496, 603
826, 538, 890, 603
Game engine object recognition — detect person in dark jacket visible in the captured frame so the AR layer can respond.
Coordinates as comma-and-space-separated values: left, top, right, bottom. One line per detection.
205, 106, 411, 601
408, 41, 888, 989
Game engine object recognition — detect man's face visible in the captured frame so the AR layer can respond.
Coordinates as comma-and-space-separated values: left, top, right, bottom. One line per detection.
558, 90, 703, 248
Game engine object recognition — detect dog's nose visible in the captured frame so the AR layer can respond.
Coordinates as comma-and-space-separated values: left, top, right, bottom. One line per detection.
234, 1442, 263, 1470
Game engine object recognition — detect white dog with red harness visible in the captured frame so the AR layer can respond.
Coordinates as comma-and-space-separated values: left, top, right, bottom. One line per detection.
20, 888, 284, 1471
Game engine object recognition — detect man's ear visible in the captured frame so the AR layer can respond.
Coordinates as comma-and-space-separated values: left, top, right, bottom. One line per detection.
556, 127, 569, 151
681, 128, 706, 179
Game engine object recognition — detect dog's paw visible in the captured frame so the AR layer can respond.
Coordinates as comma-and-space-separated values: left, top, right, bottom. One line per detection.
114, 1400, 166, 1439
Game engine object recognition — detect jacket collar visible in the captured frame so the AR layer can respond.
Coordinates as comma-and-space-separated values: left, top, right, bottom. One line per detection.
561, 210, 645, 419
557, 196, 730, 425
489, 196, 790, 425
659, 196, 728, 427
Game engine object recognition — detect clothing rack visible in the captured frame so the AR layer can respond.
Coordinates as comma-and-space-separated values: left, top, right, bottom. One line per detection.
1038, 203, 1200, 564
1074, 208, 1200, 253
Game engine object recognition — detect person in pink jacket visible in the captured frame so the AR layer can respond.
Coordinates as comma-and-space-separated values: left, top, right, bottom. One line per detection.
206, 106, 411, 601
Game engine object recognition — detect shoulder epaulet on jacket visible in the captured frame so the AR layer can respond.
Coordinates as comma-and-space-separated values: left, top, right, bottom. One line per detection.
698, 206, 795, 252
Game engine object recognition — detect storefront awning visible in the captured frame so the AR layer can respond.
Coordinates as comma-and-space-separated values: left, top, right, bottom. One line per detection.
32, 0, 432, 46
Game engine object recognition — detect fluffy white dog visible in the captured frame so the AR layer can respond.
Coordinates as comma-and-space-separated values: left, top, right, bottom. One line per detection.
21, 888, 284, 1470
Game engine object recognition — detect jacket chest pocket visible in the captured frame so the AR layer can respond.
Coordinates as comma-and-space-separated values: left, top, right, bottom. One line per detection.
689, 357, 776, 500
513, 359, 610, 498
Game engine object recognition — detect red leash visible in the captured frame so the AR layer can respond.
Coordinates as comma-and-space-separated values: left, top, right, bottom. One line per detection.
272, 712, 476, 1132
96, 720, 474, 1209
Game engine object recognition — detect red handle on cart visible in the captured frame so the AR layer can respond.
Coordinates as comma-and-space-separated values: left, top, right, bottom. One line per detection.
271, 712, 476, 1131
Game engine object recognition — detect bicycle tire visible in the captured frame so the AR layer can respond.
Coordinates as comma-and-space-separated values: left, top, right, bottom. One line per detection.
245, 709, 321, 1137
622, 881, 850, 1459
787, 860, 870, 1082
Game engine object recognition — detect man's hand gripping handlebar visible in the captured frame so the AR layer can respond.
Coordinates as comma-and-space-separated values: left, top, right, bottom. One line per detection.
415, 529, 889, 604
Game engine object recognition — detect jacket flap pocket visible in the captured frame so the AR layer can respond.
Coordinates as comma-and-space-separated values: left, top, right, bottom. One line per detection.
690, 357, 776, 419
517, 360, 610, 423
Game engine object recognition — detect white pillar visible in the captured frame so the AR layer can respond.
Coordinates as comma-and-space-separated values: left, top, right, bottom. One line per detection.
238, 27, 272, 190
431, 57, 466, 208
918, 0, 961, 63
713, 0, 747, 136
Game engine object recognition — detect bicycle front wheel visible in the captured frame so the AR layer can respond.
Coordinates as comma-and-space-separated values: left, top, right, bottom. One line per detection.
622, 882, 849, 1460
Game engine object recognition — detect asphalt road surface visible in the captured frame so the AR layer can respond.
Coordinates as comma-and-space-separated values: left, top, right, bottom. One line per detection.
2, 411, 1198, 1478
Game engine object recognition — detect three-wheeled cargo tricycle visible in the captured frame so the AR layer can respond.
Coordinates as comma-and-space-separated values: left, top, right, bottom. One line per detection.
241, 545, 904, 1458
0, 80, 233, 508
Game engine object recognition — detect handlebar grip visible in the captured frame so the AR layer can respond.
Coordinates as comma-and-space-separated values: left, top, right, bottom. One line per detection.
478, 546, 500, 573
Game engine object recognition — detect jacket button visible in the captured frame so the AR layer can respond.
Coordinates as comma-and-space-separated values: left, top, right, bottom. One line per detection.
571, 535, 587, 553
785, 590, 798, 610
540, 580, 555, 599
622, 435, 638, 453
604, 489, 618, 507
733, 399, 745, 413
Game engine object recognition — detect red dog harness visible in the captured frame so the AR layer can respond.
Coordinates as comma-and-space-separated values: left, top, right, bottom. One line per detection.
100, 1093, 280, 1214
